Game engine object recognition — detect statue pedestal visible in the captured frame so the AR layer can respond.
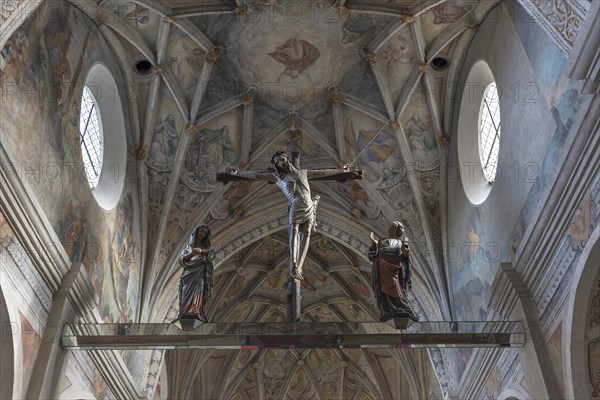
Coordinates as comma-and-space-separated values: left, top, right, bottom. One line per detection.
393, 318, 410, 330
173, 318, 203, 331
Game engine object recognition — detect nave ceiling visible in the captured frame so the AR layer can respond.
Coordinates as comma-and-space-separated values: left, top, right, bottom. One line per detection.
74, 0, 499, 325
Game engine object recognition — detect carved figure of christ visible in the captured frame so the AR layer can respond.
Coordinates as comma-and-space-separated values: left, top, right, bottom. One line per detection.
217, 151, 363, 321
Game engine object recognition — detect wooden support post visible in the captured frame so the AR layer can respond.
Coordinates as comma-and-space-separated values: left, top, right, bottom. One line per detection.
287, 281, 302, 322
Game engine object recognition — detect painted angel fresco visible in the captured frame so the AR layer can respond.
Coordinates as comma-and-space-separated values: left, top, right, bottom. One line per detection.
61, 100, 82, 164
353, 122, 397, 170
341, 14, 376, 44
109, 195, 136, 323
404, 111, 439, 164
566, 196, 597, 250
0, 211, 13, 248
381, 35, 415, 73
123, 4, 150, 27
182, 125, 237, 191
338, 180, 380, 219
430, 0, 475, 24
150, 114, 179, 165
167, 35, 205, 96
60, 198, 87, 263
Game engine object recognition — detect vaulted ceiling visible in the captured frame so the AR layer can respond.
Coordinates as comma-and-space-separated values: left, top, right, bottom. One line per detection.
66, 0, 501, 396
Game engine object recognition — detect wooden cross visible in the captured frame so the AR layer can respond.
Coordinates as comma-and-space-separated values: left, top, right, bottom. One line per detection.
217, 151, 363, 321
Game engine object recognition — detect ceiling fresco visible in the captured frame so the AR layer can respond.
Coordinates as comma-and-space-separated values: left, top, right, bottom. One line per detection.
56, 0, 497, 397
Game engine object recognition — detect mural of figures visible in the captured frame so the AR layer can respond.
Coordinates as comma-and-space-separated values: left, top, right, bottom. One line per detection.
2, 30, 32, 84
223, 270, 255, 301
589, 338, 600, 399
381, 34, 414, 72
216, 3, 393, 116
284, 120, 303, 155
166, 31, 205, 100
20, 313, 41, 396
211, 181, 254, 220
430, 0, 475, 24
150, 114, 179, 166
60, 198, 87, 263
403, 111, 439, 168
338, 180, 380, 219
307, 349, 338, 374
270, 121, 323, 160
566, 195, 597, 250
311, 236, 341, 263
46, 29, 73, 105
341, 270, 371, 300
420, 0, 476, 44
60, 100, 85, 168
341, 13, 377, 45
108, 195, 137, 323
0, 211, 13, 247
353, 123, 397, 171
261, 350, 293, 398
451, 220, 494, 321
261, 305, 286, 322
123, 4, 150, 27
287, 368, 317, 399
377, 27, 414, 101
182, 125, 238, 192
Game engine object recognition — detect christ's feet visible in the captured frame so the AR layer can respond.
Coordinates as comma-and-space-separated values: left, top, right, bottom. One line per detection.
289, 266, 304, 281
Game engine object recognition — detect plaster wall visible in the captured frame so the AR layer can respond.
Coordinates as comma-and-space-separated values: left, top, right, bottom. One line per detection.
0, 1, 144, 396
0, 1, 141, 325
448, 0, 581, 322
448, 0, 595, 397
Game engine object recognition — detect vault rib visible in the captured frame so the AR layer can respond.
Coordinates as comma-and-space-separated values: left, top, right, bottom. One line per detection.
339, 91, 388, 123
330, 90, 348, 162
395, 64, 423, 120
364, 351, 394, 399
334, 0, 445, 17
217, 350, 265, 400
389, 349, 422, 398
249, 117, 290, 162
137, 17, 171, 321
297, 117, 339, 160
240, 89, 257, 163
364, 15, 451, 318
425, 8, 474, 61
171, 18, 215, 53
410, 17, 453, 318
68, 0, 156, 60
194, 94, 246, 127
364, 53, 396, 118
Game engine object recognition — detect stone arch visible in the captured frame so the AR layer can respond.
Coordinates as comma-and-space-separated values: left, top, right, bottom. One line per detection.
0, 269, 26, 400
564, 224, 600, 400
498, 386, 529, 400
0, 285, 14, 400
58, 387, 96, 399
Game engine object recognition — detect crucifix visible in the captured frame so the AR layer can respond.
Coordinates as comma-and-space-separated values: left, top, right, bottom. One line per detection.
217, 150, 363, 321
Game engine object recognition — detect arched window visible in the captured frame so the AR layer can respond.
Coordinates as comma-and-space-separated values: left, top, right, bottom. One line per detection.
478, 82, 501, 183
79, 86, 104, 188
80, 63, 127, 211
457, 60, 501, 205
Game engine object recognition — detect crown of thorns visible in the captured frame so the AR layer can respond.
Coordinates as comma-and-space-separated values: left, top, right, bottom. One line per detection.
271, 150, 288, 165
